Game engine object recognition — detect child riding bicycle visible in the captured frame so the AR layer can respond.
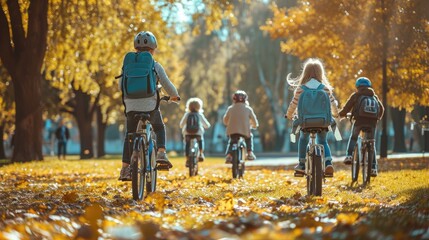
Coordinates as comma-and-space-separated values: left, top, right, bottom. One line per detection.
179, 97, 211, 167
118, 31, 180, 181
339, 77, 384, 176
285, 58, 339, 175
223, 90, 259, 163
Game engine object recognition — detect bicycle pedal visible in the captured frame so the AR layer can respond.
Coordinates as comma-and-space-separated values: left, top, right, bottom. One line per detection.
156, 163, 171, 171
294, 172, 304, 177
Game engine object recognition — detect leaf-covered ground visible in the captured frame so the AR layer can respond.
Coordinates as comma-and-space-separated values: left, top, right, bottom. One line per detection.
0, 156, 428, 240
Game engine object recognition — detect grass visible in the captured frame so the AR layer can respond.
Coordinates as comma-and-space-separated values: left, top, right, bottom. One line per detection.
0, 155, 428, 239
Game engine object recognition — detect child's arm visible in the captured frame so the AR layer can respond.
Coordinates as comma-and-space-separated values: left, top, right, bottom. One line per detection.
200, 114, 211, 129
285, 88, 302, 119
179, 113, 188, 129
249, 107, 259, 129
223, 107, 231, 125
155, 63, 180, 99
338, 93, 357, 118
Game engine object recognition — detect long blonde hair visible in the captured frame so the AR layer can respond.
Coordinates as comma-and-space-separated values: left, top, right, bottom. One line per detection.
286, 58, 333, 91
185, 97, 204, 113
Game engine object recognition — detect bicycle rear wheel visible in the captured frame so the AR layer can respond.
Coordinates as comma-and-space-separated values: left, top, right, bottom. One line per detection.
232, 150, 239, 179
238, 146, 245, 178
189, 155, 198, 177
132, 145, 145, 200
362, 147, 370, 186
307, 148, 323, 196
351, 144, 360, 182
363, 147, 373, 186
146, 142, 157, 193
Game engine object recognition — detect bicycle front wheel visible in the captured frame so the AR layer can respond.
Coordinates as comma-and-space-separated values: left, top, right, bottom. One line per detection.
131, 147, 145, 200
351, 144, 360, 182
188, 155, 198, 177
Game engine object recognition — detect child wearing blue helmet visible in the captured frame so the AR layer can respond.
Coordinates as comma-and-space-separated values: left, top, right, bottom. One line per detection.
339, 77, 384, 176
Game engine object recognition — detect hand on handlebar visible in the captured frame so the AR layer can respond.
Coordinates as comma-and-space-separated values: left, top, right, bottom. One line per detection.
170, 96, 181, 102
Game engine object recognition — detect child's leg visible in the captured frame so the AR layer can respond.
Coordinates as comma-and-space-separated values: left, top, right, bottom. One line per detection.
316, 130, 332, 161
149, 110, 172, 168
346, 123, 362, 156
197, 136, 204, 152
185, 135, 191, 157
244, 133, 253, 152
119, 112, 139, 180
298, 131, 309, 161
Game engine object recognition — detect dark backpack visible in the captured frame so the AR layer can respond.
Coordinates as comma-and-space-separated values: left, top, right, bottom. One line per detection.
297, 84, 332, 128
354, 95, 379, 119
186, 112, 200, 134
121, 51, 157, 99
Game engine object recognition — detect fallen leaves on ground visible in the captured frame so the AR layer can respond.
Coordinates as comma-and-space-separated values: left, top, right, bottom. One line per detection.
0, 156, 428, 239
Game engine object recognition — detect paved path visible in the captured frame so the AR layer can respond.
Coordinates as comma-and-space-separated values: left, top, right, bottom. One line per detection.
244, 153, 428, 168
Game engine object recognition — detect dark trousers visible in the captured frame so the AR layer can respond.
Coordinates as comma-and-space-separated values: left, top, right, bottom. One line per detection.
57, 140, 67, 158
346, 122, 376, 156
226, 133, 253, 154
122, 110, 165, 164
185, 135, 203, 156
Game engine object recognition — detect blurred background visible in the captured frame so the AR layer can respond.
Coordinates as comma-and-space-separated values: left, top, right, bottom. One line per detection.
1, 0, 428, 162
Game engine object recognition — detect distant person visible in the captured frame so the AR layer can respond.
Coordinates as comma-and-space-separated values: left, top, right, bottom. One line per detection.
285, 58, 339, 175
223, 90, 259, 163
179, 98, 211, 167
339, 77, 384, 176
118, 31, 180, 181
55, 121, 70, 160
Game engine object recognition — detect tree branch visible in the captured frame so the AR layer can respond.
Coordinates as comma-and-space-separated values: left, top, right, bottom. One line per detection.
6, 0, 25, 51
0, 5, 15, 73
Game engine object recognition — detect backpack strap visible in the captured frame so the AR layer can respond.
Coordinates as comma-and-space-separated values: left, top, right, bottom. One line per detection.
316, 84, 325, 90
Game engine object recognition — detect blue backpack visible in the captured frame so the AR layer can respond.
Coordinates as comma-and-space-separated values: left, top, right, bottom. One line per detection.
297, 84, 332, 129
121, 51, 157, 99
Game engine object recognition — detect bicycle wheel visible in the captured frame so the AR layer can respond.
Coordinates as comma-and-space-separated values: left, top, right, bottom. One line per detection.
361, 147, 370, 186
238, 146, 245, 178
364, 147, 374, 186
146, 142, 157, 193
351, 144, 360, 182
313, 150, 323, 196
189, 155, 197, 177
232, 150, 239, 179
132, 141, 145, 200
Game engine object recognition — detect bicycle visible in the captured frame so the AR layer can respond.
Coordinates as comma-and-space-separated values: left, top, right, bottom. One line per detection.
127, 95, 176, 200
293, 128, 333, 196
230, 136, 246, 179
187, 137, 199, 177
347, 114, 376, 186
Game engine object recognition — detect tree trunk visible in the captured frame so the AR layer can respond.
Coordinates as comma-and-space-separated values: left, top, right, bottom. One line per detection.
12, 71, 44, 162
0, 0, 48, 162
390, 107, 407, 152
96, 105, 106, 158
0, 124, 6, 159
74, 89, 94, 159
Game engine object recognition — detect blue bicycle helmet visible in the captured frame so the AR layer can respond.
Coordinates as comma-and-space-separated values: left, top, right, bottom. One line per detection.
355, 77, 372, 88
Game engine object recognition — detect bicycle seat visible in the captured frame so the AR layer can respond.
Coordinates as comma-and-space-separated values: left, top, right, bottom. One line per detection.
134, 113, 151, 121
301, 128, 326, 133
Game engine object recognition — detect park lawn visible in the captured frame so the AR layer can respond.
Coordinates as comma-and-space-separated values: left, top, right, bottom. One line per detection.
0, 156, 428, 239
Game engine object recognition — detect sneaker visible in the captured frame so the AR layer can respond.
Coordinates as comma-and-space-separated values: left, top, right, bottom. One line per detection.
118, 166, 132, 181
325, 160, 334, 175
246, 151, 256, 161
225, 154, 233, 164
294, 162, 305, 173
156, 151, 173, 169
198, 153, 205, 162
371, 165, 378, 177
343, 156, 352, 165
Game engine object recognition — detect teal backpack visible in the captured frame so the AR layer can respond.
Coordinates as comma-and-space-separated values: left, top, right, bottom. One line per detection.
297, 84, 332, 129
121, 51, 157, 99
